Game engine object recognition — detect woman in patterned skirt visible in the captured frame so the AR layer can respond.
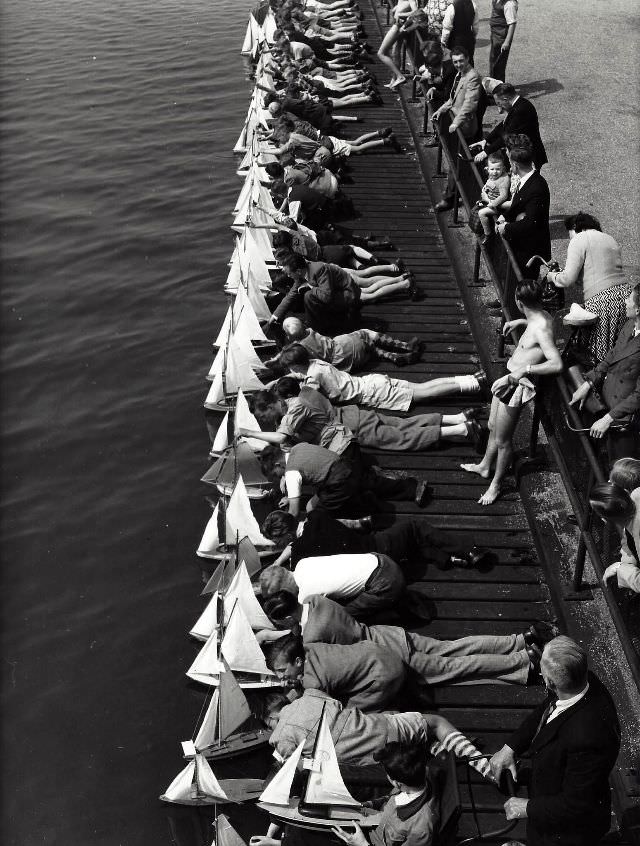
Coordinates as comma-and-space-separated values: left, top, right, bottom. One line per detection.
548, 212, 628, 362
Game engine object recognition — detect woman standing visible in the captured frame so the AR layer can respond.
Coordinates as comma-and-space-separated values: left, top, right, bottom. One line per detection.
548, 212, 627, 362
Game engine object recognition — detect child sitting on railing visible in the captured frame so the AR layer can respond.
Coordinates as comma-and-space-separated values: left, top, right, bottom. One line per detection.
477, 152, 511, 245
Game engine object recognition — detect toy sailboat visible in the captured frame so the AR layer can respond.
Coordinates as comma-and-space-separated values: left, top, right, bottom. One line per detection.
204, 335, 266, 412
258, 706, 380, 830
159, 752, 263, 806
226, 228, 274, 294
191, 561, 274, 642
202, 443, 270, 499
187, 599, 278, 689
209, 320, 264, 380
182, 662, 271, 761
201, 536, 262, 594
197, 476, 274, 559
210, 388, 266, 456
214, 284, 271, 349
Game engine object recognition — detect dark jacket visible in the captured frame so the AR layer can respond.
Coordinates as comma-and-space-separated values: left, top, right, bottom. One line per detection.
507, 672, 620, 846
502, 170, 551, 272
585, 318, 640, 424
485, 96, 548, 170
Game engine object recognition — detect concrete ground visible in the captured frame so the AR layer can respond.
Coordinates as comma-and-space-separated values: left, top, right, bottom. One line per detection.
472, 0, 640, 283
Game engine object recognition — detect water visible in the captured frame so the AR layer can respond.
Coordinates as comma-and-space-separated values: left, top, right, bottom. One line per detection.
0, 2, 260, 843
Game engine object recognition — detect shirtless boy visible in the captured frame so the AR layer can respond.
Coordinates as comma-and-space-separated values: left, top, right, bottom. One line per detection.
461, 280, 562, 505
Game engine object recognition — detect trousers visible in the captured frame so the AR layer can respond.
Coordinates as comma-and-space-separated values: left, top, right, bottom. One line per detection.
407, 632, 530, 685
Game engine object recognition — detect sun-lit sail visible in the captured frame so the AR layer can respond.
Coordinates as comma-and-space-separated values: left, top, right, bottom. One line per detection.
258, 740, 304, 805
197, 504, 221, 559
302, 710, 360, 808
224, 562, 274, 631
220, 602, 273, 676
225, 476, 273, 547
214, 814, 247, 846
160, 754, 228, 804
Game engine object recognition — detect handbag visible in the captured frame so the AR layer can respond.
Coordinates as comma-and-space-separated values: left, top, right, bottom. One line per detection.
467, 202, 485, 236
566, 364, 607, 415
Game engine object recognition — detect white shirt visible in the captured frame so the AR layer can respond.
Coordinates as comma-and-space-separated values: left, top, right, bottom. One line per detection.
441, 0, 479, 42
294, 553, 378, 603
514, 167, 535, 192
546, 683, 589, 724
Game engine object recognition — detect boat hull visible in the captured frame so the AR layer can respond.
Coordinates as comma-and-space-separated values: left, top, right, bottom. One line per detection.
187, 729, 271, 761
258, 800, 381, 831
160, 778, 264, 806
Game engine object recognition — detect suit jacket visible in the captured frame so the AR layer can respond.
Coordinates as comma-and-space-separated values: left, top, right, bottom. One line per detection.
508, 673, 620, 846
485, 95, 548, 170
585, 319, 640, 423
443, 66, 481, 138
502, 170, 551, 272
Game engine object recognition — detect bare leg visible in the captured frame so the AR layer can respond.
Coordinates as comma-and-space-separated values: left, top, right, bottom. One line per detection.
478, 402, 521, 505
356, 273, 410, 293
351, 263, 401, 278
353, 131, 383, 144
461, 395, 500, 479
377, 24, 404, 83
412, 375, 481, 402
350, 138, 386, 153
330, 94, 373, 107
360, 277, 410, 300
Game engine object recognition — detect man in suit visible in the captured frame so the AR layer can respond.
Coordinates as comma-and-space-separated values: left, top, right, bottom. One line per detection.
432, 45, 482, 211
496, 137, 551, 276
471, 82, 547, 171
570, 284, 640, 460
490, 636, 620, 846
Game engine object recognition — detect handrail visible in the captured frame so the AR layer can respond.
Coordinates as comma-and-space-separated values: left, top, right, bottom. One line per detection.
400, 38, 640, 692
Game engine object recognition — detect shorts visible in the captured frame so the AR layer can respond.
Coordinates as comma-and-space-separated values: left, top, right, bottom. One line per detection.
494, 365, 536, 408
332, 328, 374, 371
386, 712, 428, 746
324, 135, 352, 157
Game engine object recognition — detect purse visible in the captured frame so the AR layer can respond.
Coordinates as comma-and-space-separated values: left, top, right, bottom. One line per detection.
467, 202, 485, 236
566, 364, 607, 415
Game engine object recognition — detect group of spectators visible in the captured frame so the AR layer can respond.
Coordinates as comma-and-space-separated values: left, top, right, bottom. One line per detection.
218, 2, 632, 846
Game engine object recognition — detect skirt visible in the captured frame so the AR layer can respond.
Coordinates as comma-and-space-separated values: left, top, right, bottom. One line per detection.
584, 283, 629, 362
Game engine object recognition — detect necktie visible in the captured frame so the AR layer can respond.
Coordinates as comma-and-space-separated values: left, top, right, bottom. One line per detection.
532, 699, 556, 742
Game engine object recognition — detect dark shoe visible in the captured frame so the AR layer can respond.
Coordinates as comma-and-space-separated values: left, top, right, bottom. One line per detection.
472, 369, 488, 394
423, 135, 439, 148
455, 547, 497, 570
487, 308, 503, 318
524, 621, 561, 649
394, 258, 406, 273
461, 406, 479, 421
409, 281, 422, 301
486, 298, 501, 309
415, 480, 430, 507
384, 135, 403, 152
359, 515, 374, 533
526, 644, 542, 683
435, 199, 453, 212
377, 126, 393, 138
369, 93, 383, 105
465, 418, 487, 454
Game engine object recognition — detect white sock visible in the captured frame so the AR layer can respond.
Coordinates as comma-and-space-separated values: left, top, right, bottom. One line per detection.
455, 374, 480, 393
430, 730, 494, 782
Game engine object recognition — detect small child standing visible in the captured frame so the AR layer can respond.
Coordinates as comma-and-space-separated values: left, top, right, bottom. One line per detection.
477, 152, 511, 244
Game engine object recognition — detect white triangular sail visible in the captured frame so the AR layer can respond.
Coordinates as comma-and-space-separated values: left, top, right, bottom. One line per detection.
225, 476, 274, 547
233, 284, 269, 343
187, 627, 223, 685
224, 562, 275, 631
303, 711, 360, 808
259, 740, 304, 804
220, 602, 274, 676
210, 320, 263, 375
205, 337, 265, 409
197, 504, 221, 559
161, 754, 228, 804
194, 688, 220, 751
215, 814, 247, 846
190, 590, 219, 641
212, 389, 266, 454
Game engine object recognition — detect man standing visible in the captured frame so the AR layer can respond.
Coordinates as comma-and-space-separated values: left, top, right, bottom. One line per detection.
432, 46, 482, 212
496, 138, 551, 276
471, 83, 547, 171
490, 636, 620, 846
489, 0, 518, 81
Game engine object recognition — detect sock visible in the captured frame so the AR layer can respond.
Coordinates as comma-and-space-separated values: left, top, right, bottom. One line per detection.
430, 730, 494, 782
454, 374, 480, 393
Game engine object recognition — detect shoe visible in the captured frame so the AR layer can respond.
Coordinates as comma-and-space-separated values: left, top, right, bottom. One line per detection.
423, 135, 439, 147
486, 298, 501, 309
465, 418, 487, 454
394, 258, 406, 273
415, 480, 430, 507
449, 547, 495, 570
487, 308, 503, 318
369, 93, 383, 105
472, 370, 488, 394
461, 406, 478, 420
435, 199, 453, 212
524, 621, 560, 649
359, 515, 374, 533
388, 76, 407, 89
526, 644, 543, 683
377, 126, 393, 138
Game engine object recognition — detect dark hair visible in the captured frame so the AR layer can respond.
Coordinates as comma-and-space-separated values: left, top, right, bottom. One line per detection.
493, 82, 517, 99
273, 231, 294, 250
279, 343, 311, 369
251, 391, 284, 430
515, 278, 545, 308
374, 741, 430, 789
610, 458, 640, 492
487, 151, 508, 168
589, 482, 635, 523
508, 143, 533, 165
563, 212, 602, 233
255, 690, 291, 725
282, 253, 307, 274
264, 632, 305, 671
259, 444, 287, 483
265, 162, 285, 179
262, 510, 298, 544
264, 590, 300, 622
424, 45, 443, 69
275, 376, 302, 399
450, 45, 469, 59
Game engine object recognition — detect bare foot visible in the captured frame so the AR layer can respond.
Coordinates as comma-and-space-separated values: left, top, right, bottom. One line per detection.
460, 462, 491, 479
478, 482, 502, 505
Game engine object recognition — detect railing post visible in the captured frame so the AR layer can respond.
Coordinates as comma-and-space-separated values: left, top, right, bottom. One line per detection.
451, 136, 461, 225
529, 395, 541, 458
386, 2, 390, 25
471, 242, 481, 286
401, 41, 407, 73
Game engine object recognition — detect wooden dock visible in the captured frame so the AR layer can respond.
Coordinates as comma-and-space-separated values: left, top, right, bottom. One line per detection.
320, 2, 555, 839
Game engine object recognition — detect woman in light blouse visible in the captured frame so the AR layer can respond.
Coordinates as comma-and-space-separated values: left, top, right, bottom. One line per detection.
548, 212, 627, 361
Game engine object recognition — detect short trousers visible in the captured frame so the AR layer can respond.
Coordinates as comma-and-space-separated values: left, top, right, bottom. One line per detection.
494, 365, 536, 408
324, 135, 352, 157
386, 712, 428, 746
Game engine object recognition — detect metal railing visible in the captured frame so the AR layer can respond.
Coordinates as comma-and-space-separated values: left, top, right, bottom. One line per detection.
394, 41, 640, 690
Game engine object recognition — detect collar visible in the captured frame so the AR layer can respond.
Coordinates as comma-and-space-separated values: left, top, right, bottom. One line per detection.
511, 95, 520, 105
296, 522, 305, 538
517, 167, 535, 189
395, 787, 431, 821
547, 682, 589, 723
